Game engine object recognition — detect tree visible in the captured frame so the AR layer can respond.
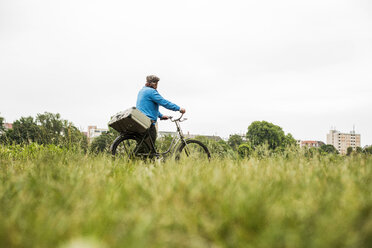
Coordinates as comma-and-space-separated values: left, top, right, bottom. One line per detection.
62, 123, 88, 150
35, 112, 87, 148
90, 128, 118, 153
363, 146, 372, 155
346, 147, 353, 156
228, 134, 243, 150
3, 116, 40, 144
356, 147, 363, 154
1, 112, 87, 149
283, 133, 296, 147
237, 143, 252, 158
246, 121, 294, 150
36, 112, 65, 145
0, 115, 4, 133
319, 144, 338, 154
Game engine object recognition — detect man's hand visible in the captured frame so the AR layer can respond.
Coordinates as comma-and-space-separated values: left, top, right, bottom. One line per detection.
160, 116, 169, 120
180, 108, 186, 114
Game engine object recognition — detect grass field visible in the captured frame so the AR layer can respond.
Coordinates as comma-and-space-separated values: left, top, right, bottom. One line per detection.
1, 144, 371, 248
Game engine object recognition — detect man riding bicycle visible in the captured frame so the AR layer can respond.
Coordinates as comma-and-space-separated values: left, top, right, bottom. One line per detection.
136, 75, 186, 152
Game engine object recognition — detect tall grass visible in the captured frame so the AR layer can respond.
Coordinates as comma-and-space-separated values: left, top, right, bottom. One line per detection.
0, 145, 371, 248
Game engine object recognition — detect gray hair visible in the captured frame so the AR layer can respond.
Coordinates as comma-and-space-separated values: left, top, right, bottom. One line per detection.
146, 75, 160, 84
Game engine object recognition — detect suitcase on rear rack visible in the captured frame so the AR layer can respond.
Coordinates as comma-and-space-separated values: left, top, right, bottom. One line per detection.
108, 107, 152, 134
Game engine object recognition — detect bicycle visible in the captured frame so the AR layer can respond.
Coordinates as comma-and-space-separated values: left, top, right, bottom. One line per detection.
110, 113, 211, 161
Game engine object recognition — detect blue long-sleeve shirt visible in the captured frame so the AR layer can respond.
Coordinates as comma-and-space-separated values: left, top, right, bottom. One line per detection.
136, 86, 180, 122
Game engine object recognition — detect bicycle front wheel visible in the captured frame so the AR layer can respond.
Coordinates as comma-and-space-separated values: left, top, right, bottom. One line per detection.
111, 134, 150, 159
176, 139, 211, 160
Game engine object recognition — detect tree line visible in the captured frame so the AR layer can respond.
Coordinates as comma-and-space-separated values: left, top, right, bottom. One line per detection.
1, 113, 371, 156
0, 112, 87, 150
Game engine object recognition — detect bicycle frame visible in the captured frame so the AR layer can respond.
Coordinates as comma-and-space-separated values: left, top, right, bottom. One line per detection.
132, 114, 188, 158
112, 113, 211, 161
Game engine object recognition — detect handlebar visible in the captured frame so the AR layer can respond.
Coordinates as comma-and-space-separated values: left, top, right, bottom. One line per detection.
168, 113, 187, 122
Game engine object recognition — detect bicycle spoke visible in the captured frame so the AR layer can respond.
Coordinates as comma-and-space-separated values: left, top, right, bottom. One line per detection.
177, 140, 211, 160
111, 135, 150, 160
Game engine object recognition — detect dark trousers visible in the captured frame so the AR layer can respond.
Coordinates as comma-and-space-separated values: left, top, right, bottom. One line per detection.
137, 124, 157, 154
147, 124, 157, 152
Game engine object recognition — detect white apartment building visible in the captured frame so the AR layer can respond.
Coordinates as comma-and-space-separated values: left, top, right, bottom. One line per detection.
327, 129, 361, 155
87, 125, 109, 141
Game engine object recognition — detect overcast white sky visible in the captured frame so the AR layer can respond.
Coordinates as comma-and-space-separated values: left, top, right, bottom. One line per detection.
1, 0, 371, 145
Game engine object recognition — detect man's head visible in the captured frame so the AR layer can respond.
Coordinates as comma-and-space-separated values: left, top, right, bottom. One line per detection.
145, 75, 160, 89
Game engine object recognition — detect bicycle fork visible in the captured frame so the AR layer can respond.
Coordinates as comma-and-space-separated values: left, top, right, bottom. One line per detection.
183, 143, 191, 156
175, 121, 191, 157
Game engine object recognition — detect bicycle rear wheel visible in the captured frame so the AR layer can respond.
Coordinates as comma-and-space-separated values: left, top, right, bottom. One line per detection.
111, 134, 150, 159
176, 139, 211, 160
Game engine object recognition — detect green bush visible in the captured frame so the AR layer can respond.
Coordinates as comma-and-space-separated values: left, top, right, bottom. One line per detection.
228, 134, 243, 151
319, 144, 338, 154
156, 135, 174, 153
364, 146, 372, 154
193, 136, 235, 158
237, 143, 252, 158
90, 128, 119, 153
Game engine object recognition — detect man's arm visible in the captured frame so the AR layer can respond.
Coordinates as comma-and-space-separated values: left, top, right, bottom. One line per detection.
150, 90, 180, 111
